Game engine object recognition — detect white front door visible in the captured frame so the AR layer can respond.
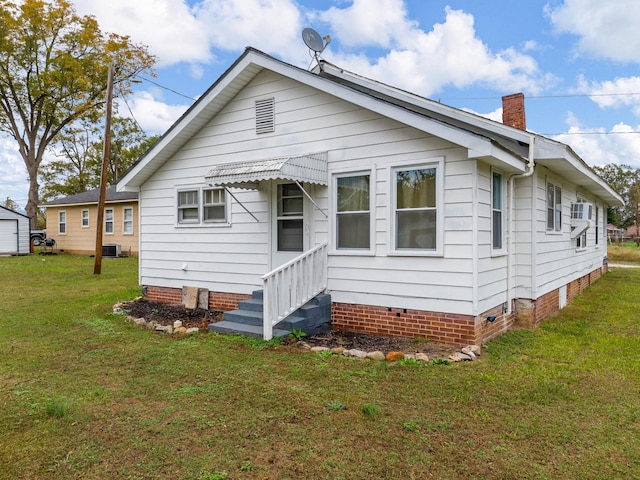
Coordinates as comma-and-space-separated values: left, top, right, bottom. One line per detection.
270, 181, 311, 268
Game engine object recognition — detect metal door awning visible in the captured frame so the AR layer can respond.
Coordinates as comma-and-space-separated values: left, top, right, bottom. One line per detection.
204, 152, 328, 190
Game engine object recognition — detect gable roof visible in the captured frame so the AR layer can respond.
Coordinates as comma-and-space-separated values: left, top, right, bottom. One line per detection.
118, 47, 622, 206
41, 186, 137, 207
0, 205, 29, 219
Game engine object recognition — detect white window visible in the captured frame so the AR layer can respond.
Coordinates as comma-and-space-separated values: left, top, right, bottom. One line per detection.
546, 180, 562, 232
595, 205, 599, 246
81, 209, 89, 228
203, 188, 226, 223
575, 198, 588, 249
393, 165, 437, 250
123, 207, 133, 234
105, 208, 114, 234
58, 211, 66, 234
277, 183, 304, 252
178, 190, 199, 224
492, 171, 504, 250
335, 173, 371, 250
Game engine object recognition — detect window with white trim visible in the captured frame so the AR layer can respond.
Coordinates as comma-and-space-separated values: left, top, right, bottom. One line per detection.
203, 188, 226, 223
595, 205, 599, 245
546, 180, 562, 232
105, 208, 114, 234
58, 211, 66, 234
575, 198, 587, 249
123, 207, 133, 234
394, 165, 437, 250
335, 172, 371, 250
492, 171, 504, 250
177, 190, 199, 224
81, 209, 89, 228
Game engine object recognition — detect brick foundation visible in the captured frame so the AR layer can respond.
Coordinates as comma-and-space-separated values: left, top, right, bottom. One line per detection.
145, 286, 249, 312
143, 266, 603, 347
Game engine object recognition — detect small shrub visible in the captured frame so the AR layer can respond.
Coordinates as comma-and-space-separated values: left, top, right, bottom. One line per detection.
397, 357, 422, 367
402, 420, 421, 432
45, 397, 69, 419
325, 400, 347, 411
361, 403, 381, 417
289, 328, 307, 340
317, 349, 333, 359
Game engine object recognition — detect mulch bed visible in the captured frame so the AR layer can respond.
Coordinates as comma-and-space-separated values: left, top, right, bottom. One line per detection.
120, 299, 459, 357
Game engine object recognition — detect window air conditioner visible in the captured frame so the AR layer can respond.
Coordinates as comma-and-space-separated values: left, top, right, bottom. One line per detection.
571, 202, 593, 225
102, 244, 122, 257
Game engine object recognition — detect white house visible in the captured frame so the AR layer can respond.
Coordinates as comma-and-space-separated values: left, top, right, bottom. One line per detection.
118, 48, 623, 346
0, 206, 30, 255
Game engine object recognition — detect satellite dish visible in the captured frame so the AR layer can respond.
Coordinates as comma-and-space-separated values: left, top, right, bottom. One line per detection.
302, 28, 324, 53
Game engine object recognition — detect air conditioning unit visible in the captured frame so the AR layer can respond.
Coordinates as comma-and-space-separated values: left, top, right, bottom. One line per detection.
571, 202, 593, 225
102, 244, 122, 257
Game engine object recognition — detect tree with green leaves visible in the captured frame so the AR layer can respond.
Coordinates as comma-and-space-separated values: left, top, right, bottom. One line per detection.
0, 0, 155, 228
592, 164, 639, 227
39, 117, 159, 201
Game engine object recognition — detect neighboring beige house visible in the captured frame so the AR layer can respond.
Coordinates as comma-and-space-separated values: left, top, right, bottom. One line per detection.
42, 186, 138, 256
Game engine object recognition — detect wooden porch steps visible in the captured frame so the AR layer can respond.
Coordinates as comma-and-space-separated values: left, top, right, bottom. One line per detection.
208, 290, 331, 339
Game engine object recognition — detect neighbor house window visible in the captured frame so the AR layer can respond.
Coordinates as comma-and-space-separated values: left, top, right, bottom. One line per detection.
394, 166, 437, 250
58, 211, 66, 234
81, 209, 89, 228
178, 190, 199, 224
336, 173, 371, 250
492, 171, 504, 250
203, 188, 226, 223
546, 180, 562, 232
123, 207, 133, 234
105, 208, 114, 234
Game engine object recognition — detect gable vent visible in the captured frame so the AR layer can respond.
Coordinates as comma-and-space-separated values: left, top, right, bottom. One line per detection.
255, 98, 275, 134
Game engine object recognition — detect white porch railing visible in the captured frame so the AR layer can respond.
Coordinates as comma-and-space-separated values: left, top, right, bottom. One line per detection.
261, 242, 328, 340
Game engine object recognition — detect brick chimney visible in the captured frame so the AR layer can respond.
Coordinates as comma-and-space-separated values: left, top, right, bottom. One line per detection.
502, 92, 526, 130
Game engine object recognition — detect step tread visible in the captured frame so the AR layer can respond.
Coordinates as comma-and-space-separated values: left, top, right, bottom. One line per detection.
208, 320, 290, 338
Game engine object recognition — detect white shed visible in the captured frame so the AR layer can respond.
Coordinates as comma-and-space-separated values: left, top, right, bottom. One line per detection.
0, 206, 30, 255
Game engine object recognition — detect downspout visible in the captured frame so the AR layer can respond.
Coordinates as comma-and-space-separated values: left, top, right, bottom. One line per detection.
506, 134, 536, 315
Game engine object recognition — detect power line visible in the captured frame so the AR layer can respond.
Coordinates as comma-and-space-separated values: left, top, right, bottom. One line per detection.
135, 75, 197, 102
442, 92, 640, 101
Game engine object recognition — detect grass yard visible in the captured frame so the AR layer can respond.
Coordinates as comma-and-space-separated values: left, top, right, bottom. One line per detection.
608, 241, 640, 265
1, 254, 639, 479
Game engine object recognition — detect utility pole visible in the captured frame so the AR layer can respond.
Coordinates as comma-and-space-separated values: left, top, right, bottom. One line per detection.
94, 62, 115, 275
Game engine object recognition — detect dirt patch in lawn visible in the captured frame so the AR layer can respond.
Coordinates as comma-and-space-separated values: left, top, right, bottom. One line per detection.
121, 299, 460, 357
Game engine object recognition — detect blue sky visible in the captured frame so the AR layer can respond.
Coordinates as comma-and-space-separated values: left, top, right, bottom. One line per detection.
3, 0, 640, 207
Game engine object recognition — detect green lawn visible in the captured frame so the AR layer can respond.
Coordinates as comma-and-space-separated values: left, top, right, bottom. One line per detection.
1, 254, 639, 479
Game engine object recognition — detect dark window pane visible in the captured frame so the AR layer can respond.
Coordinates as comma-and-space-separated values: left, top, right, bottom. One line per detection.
396, 210, 436, 249
337, 213, 370, 249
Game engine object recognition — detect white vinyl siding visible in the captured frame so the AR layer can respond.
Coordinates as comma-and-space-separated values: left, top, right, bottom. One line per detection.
137, 70, 475, 314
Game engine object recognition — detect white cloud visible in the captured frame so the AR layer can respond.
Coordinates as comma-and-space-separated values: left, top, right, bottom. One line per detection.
0, 136, 29, 207
117, 92, 191, 135
553, 120, 640, 169
576, 76, 640, 116
73, 0, 212, 67
319, 0, 415, 48
546, 0, 640, 63
321, 6, 555, 97
194, 0, 304, 60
